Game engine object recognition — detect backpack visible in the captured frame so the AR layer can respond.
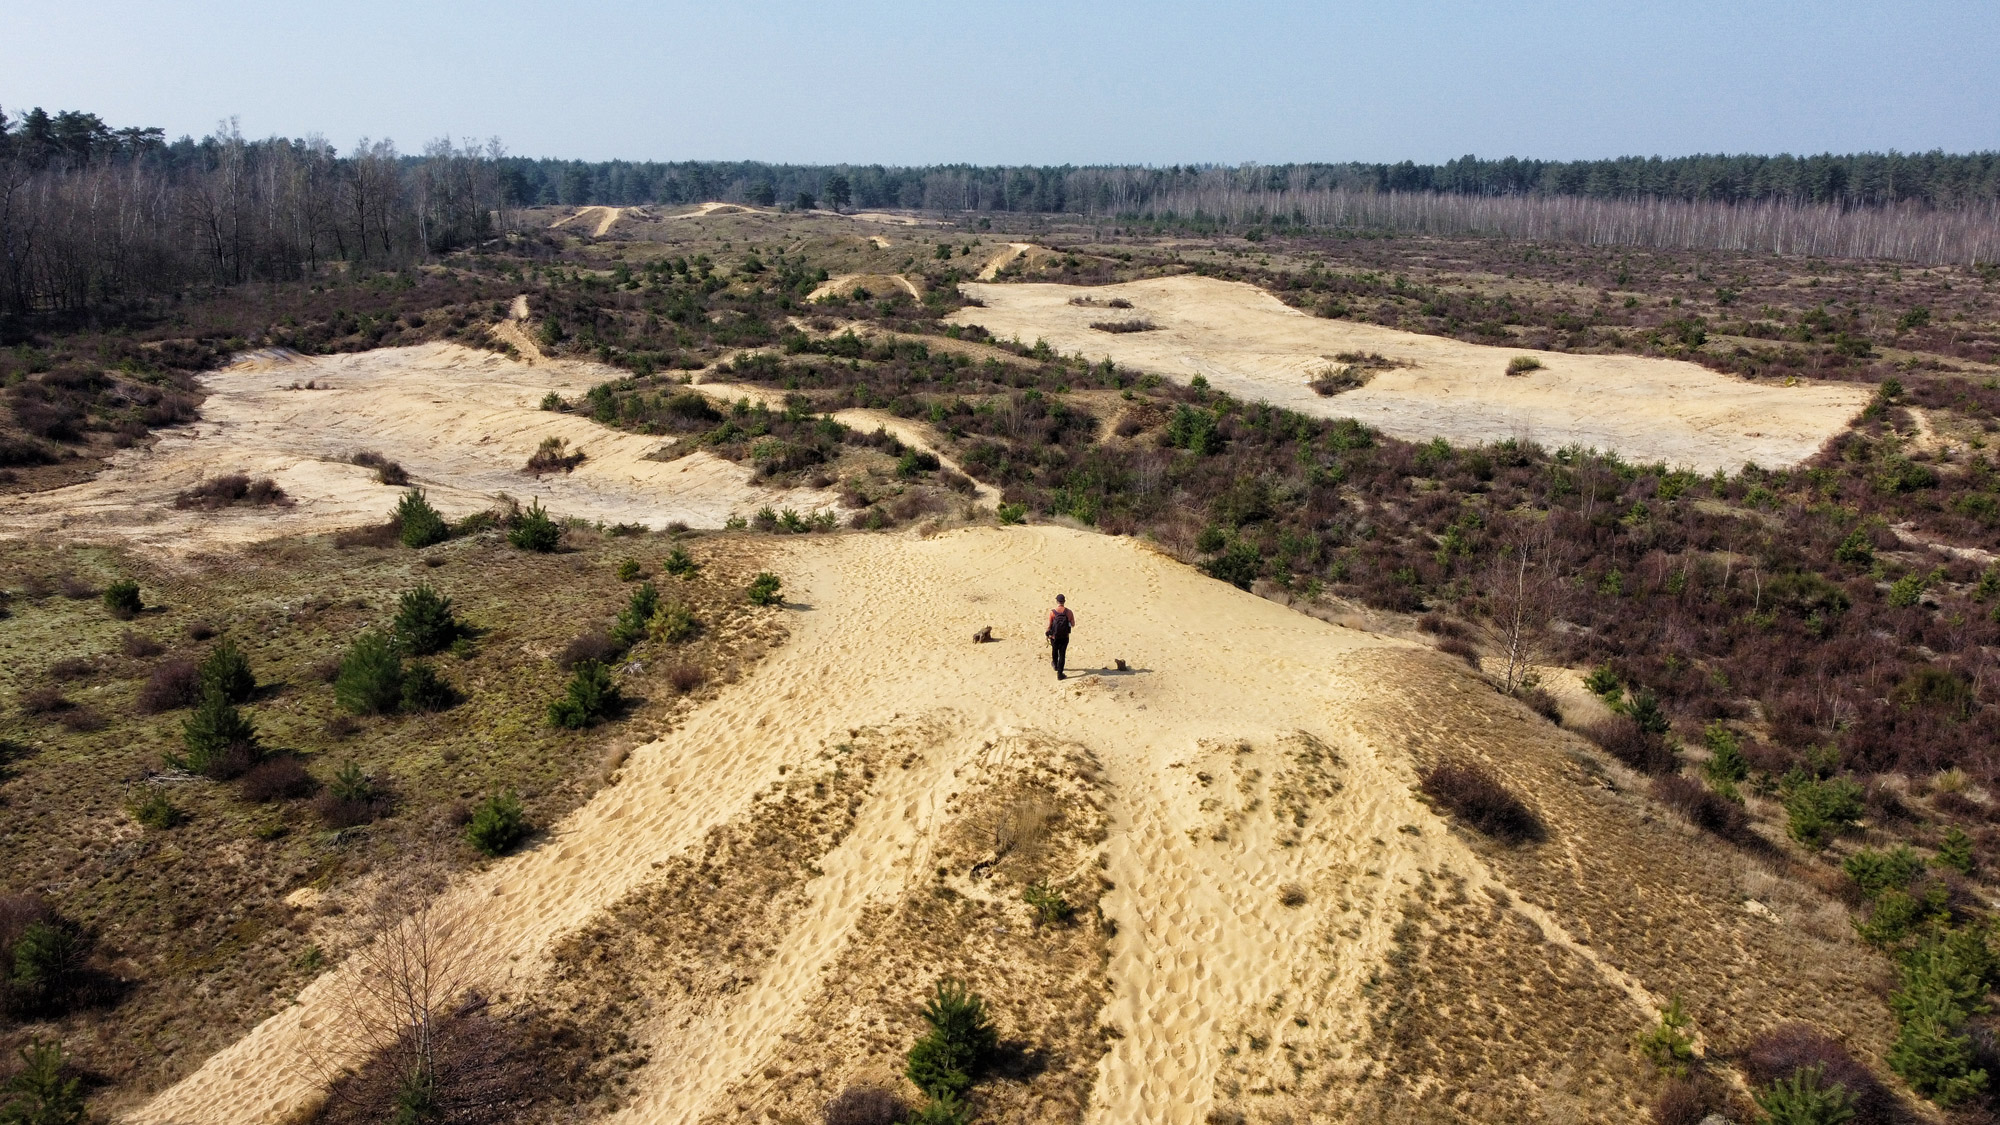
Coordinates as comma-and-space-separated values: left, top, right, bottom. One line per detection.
1049, 608, 1073, 641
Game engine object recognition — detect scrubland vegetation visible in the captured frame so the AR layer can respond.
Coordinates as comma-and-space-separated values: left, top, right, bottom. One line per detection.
4, 126, 2000, 1121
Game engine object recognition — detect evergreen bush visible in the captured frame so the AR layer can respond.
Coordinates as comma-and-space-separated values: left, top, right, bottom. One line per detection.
334, 630, 405, 715
392, 583, 460, 655
465, 790, 530, 856
548, 659, 620, 729
508, 498, 561, 552
396, 489, 450, 548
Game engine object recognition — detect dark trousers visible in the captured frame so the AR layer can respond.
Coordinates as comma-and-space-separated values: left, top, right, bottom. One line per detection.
1050, 636, 1069, 674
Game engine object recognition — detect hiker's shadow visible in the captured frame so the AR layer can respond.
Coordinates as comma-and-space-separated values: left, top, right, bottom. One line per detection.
1084, 664, 1150, 677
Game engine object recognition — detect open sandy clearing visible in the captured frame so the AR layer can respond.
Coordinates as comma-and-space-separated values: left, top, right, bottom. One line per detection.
951, 275, 1872, 471
0, 343, 834, 551
131, 524, 1887, 1124
550, 206, 643, 237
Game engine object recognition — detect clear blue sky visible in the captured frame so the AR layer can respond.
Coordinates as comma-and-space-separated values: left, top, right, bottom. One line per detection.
4, 0, 1995, 164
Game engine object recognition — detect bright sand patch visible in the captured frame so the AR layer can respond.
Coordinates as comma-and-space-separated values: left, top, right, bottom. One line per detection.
0, 343, 833, 551
130, 524, 1680, 1125
807, 273, 922, 302
951, 275, 1872, 472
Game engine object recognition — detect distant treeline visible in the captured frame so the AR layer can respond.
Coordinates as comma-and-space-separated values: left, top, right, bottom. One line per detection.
498, 152, 2000, 213
6, 104, 2000, 326
0, 107, 505, 325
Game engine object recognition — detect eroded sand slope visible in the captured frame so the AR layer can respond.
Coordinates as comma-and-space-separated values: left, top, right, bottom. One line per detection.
1, 344, 833, 551
951, 275, 1871, 472
132, 526, 1890, 1125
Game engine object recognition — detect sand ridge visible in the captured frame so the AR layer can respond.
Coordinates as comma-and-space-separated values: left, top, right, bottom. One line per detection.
976, 243, 1035, 281
949, 275, 1872, 472
0, 343, 835, 551
807, 273, 923, 302
130, 524, 1734, 1125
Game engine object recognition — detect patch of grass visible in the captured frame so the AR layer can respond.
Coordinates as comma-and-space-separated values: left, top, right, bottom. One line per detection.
1506, 354, 1545, 375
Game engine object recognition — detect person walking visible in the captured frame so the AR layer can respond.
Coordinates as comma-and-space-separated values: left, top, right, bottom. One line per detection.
1046, 594, 1075, 680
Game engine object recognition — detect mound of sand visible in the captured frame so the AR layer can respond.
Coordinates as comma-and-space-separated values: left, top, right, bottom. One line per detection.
550, 206, 638, 237
950, 275, 1872, 472
976, 242, 1035, 281
134, 525, 1889, 1124
0, 343, 833, 551
669, 202, 775, 220
807, 273, 922, 302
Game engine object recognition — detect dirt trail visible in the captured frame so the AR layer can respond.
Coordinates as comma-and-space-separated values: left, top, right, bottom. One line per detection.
0, 344, 832, 551
488, 294, 546, 363
976, 242, 1034, 281
550, 206, 630, 236
669, 202, 776, 220
951, 275, 1872, 472
132, 523, 1712, 1125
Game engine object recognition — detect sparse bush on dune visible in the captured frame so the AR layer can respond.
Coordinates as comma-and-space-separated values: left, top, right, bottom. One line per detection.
747, 571, 783, 606
129, 787, 186, 829
315, 762, 390, 828
824, 1085, 906, 1125
525, 435, 586, 475
239, 755, 315, 802
392, 582, 461, 655
465, 790, 530, 856
350, 449, 409, 485
548, 659, 620, 729
663, 546, 699, 578
610, 582, 660, 647
508, 498, 561, 552
1419, 757, 1544, 844
102, 579, 143, 619
173, 472, 290, 510
198, 638, 255, 704
1580, 716, 1678, 775
1744, 1023, 1895, 1125
1650, 775, 1749, 838
174, 687, 261, 779
334, 630, 405, 716
648, 599, 698, 644
0, 1037, 89, 1123
138, 655, 202, 712
0, 896, 92, 1020
557, 630, 619, 671
905, 978, 997, 1105
666, 661, 706, 694
395, 488, 450, 548
1649, 1076, 1719, 1125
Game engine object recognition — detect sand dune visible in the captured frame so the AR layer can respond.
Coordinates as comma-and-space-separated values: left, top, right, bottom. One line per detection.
950, 275, 1871, 471
129, 521, 1888, 1124
550, 206, 635, 236
807, 272, 922, 301
0, 344, 833, 550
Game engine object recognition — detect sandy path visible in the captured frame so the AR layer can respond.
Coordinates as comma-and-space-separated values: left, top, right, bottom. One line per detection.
550, 206, 629, 236
976, 243, 1034, 281
132, 524, 1675, 1125
950, 275, 1871, 471
669, 202, 776, 221
0, 344, 832, 551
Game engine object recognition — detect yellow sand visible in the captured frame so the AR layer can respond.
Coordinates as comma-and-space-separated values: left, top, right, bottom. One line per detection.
951, 275, 1871, 471
131, 524, 1671, 1125
976, 242, 1034, 281
806, 273, 922, 302
0, 343, 834, 552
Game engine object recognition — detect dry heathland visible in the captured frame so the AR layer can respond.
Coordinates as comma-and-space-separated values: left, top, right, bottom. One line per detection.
3, 203, 1999, 1125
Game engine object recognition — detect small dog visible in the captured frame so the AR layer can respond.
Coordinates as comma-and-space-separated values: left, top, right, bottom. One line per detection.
973, 626, 994, 644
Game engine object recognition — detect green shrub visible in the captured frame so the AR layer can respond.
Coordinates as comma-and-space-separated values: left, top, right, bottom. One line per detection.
465, 791, 530, 856
334, 630, 405, 715
1202, 541, 1261, 590
1165, 405, 1223, 454
616, 558, 643, 581
996, 502, 1026, 525
747, 572, 783, 606
1936, 827, 1976, 876
329, 761, 376, 804
0, 1039, 87, 1125
905, 979, 996, 1101
198, 638, 256, 704
1752, 1063, 1856, 1125
1702, 723, 1748, 784
396, 489, 450, 548
1781, 773, 1865, 850
102, 579, 142, 619
1023, 881, 1072, 926
1855, 883, 1949, 949
1844, 845, 1924, 900
1888, 569, 1938, 608
176, 689, 261, 777
1886, 928, 1997, 1104
1583, 664, 1621, 698
897, 448, 941, 477
1626, 690, 1671, 735
906, 1091, 972, 1125
1634, 995, 1696, 1077
648, 600, 698, 644
663, 546, 699, 577
392, 583, 460, 655
1506, 355, 1545, 375
611, 582, 660, 647
8, 922, 85, 1017
548, 659, 620, 729
399, 662, 454, 712
1195, 525, 1227, 553
1834, 528, 1873, 565
508, 498, 561, 552
129, 788, 185, 830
